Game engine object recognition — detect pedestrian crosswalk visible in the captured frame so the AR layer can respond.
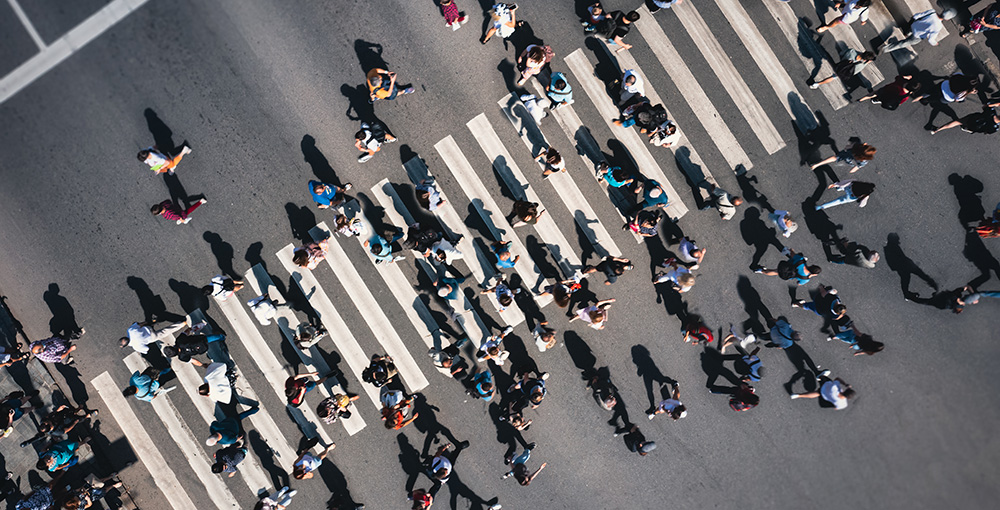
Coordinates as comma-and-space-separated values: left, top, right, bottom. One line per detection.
88, 1, 946, 506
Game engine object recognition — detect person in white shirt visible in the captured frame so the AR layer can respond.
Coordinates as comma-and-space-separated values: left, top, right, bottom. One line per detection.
882, 9, 956, 53
790, 370, 855, 409
428, 239, 463, 265
704, 183, 743, 220
649, 120, 680, 148
205, 275, 244, 301
817, 0, 871, 33
198, 362, 233, 403
477, 326, 514, 365
769, 210, 798, 238
119, 320, 188, 354
676, 237, 706, 269
618, 69, 645, 106
648, 384, 686, 420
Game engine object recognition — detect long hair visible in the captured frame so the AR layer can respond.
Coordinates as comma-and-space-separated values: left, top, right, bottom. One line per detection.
850, 181, 876, 198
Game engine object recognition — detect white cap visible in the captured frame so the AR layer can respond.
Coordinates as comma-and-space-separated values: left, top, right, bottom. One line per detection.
205, 435, 219, 446
942, 8, 957, 20
437, 285, 451, 297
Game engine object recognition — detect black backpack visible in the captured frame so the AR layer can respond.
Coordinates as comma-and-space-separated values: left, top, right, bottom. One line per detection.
596, 17, 617, 37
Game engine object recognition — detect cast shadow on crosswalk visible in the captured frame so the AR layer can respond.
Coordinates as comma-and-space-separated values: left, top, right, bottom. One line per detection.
630, 344, 678, 416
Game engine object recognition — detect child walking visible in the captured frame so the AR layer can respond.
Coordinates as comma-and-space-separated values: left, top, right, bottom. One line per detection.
439, 0, 468, 30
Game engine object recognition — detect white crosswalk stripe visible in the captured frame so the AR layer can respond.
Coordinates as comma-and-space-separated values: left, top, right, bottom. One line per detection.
712, 0, 818, 133
122, 353, 241, 510
275, 244, 384, 410
499, 93, 624, 260
245, 265, 367, 436
434, 135, 558, 301
92, 371, 199, 510
309, 222, 430, 393
820, 14, 885, 87
564, 48, 690, 219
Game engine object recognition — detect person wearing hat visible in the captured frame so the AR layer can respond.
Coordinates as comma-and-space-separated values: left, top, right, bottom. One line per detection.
648, 384, 686, 420
881, 8, 956, 53
436, 275, 466, 301
622, 425, 656, 456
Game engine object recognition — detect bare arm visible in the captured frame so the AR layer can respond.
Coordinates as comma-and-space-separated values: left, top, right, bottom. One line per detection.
527, 462, 548, 483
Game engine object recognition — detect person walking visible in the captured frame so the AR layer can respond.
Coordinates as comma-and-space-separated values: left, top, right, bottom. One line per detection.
508, 200, 545, 227
366, 68, 414, 103
966, 2, 1000, 34
765, 317, 801, 349
37, 438, 86, 472
675, 237, 705, 269
537, 278, 581, 308
292, 239, 329, 269
816, 0, 871, 33
481, 277, 520, 312
317, 393, 360, 424
428, 335, 470, 378
721, 328, 765, 383
617, 69, 645, 107
408, 488, 434, 510
603, 10, 640, 52
596, 162, 635, 190
828, 323, 885, 355
648, 384, 686, 420
815, 180, 876, 210
198, 361, 236, 403
428, 238, 463, 265
0, 391, 37, 439
285, 372, 330, 408
704, 183, 742, 220
768, 209, 798, 238
624, 209, 662, 237
477, 326, 514, 365
791, 370, 855, 409
467, 370, 496, 401
205, 407, 259, 447
501, 448, 547, 486
881, 9, 956, 53
681, 317, 713, 346
428, 442, 472, 487
792, 285, 849, 326
363, 354, 398, 387
857, 74, 922, 110
931, 103, 1000, 135
755, 248, 821, 285
121, 366, 174, 402
653, 258, 695, 293
808, 47, 875, 90
355, 121, 396, 162
569, 299, 616, 330
516, 44, 553, 86
151, 198, 208, 225
582, 255, 633, 285
137, 144, 191, 175
828, 239, 879, 268
648, 119, 680, 148
438, 0, 468, 30
365, 229, 406, 264
29, 332, 80, 365
490, 240, 520, 269
256, 486, 298, 510
622, 425, 656, 456
810, 142, 877, 174
436, 274, 466, 302
481, 3, 517, 44
636, 180, 669, 211
416, 179, 446, 211
535, 146, 565, 177
381, 388, 418, 430
211, 441, 248, 477
546, 72, 574, 109
292, 441, 334, 480
309, 181, 352, 209
648, 0, 682, 13
532, 321, 557, 352
204, 275, 244, 302
120, 319, 188, 354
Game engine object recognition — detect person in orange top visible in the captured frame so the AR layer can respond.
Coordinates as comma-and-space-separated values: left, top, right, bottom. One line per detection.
366, 68, 414, 103
137, 144, 191, 175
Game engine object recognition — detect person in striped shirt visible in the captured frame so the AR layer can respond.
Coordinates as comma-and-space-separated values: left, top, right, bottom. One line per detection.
150, 198, 207, 224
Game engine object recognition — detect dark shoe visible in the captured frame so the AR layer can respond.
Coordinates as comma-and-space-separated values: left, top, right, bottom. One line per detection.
458, 440, 470, 449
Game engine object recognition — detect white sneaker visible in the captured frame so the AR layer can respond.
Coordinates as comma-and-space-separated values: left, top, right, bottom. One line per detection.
790, 394, 801, 399
647, 413, 655, 420
809, 82, 820, 89
490, 504, 502, 510
501, 325, 514, 336
740, 334, 756, 350
819, 369, 831, 378
199, 198, 208, 205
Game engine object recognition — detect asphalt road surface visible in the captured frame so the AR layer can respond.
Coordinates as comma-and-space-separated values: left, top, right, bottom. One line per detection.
1, 1, 999, 509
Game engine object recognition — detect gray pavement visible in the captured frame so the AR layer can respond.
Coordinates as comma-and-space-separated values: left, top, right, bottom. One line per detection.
0, 0, 999, 509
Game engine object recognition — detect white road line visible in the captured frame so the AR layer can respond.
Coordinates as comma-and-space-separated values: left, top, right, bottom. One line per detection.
246, 265, 366, 436
402, 157, 526, 325
372, 180, 495, 348
467, 113, 582, 276
563, 49, 689, 219
185, 310, 297, 473
309, 222, 430, 393
666, 2, 786, 154
122, 353, 240, 510
7, 0, 45, 50
525, 79, 642, 243
762, 0, 850, 110
498, 93, 625, 262
276, 244, 383, 409
712, 0, 818, 133
821, 13, 885, 87
207, 291, 337, 446
0, 0, 151, 105
92, 371, 198, 510
434, 135, 557, 302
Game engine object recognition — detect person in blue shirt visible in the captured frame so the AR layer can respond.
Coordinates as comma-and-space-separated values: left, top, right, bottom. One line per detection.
308, 180, 352, 209
546, 72, 574, 109
491, 240, 519, 269
766, 317, 800, 349
467, 370, 495, 401
121, 367, 173, 402
364, 228, 405, 264
37, 439, 84, 472
596, 162, 634, 189
755, 248, 821, 286
637, 180, 669, 211
436, 275, 467, 301
205, 407, 259, 447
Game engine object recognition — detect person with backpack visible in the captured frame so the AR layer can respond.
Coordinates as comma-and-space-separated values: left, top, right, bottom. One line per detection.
37, 438, 86, 472
755, 248, 821, 286
477, 326, 514, 365
931, 103, 1000, 135
380, 388, 418, 430
602, 10, 641, 52
362, 354, 398, 388
816, 0, 871, 32
516, 44, 553, 86
815, 180, 876, 210
121, 367, 173, 402
137, 144, 191, 175
366, 68, 414, 103
582, 255, 633, 285
291, 239, 330, 269
501, 448, 547, 486
624, 209, 662, 237
402, 222, 442, 253
546, 72, 574, 109
354, 121, 396, 162
212, 442, 247, 477
507, 372, 549, 410
810, 141, 877, 174
467, 370, 496, 401
317, 393, 359, 424
285, 371, 330, 408
791, 370, 855, 409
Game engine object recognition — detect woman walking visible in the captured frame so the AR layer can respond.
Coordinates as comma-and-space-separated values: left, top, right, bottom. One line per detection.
931, 103, 1000, 135
481, 3, 517, 44
856, 74, 921, 110
517, 44, 553, 86
810, 141, 877, 174
569, 299, 616, 330
815, 180, 875, 210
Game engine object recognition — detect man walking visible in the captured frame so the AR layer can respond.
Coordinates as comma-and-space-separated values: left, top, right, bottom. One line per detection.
881, 9, 956, 53
122, 366, 174, 402
205, 408, 259, 447
366, 68, 415, 103
211, 441, 248, 477
308, 181, 352, 209
120, 319, 188, 354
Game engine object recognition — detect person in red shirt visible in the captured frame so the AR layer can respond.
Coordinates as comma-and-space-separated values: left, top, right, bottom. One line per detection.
151, 198, 207, 224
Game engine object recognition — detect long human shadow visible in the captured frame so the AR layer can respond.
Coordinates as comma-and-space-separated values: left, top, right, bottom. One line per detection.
301, 135, 344, 185
354, 39, 388, 74
736, 276, 773, 338
203, 231, 239, 280
700, 346, 742, 394
126, 276, 177, 323
630, 344, 677, 414
673, 146, 710, 209
735, 167, 774, 213
167, 278, 210, 315
644, 230, 687, 321
739, 207, 784, 270
446, 472, 501, 510
245, 242, 267, 276
412, 395, 464, 457
794, 110, 837, 167
949, 173, 987, 227
248, 429, 288, 491
782, 342, 821, 395
144, 108, 179, 154
954, 44, 991, 102
396, 433, 424, 494
317, 447, 360, 510
497, 59, 524, 97
487, 401, 533, 464
963, 230, 1000, 289
286, 202, 318, 243
162, 172, 193, 209
505, 20, 544, 60
585, 36, 626, 101
43, 284, 79, 338
884, 232, 939, 298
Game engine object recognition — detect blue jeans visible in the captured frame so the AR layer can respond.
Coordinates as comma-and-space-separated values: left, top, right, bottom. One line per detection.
833, 330, 857, 346
512, 448, 531, 465
802, 302, 823, 316
815, 192, 857, 210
